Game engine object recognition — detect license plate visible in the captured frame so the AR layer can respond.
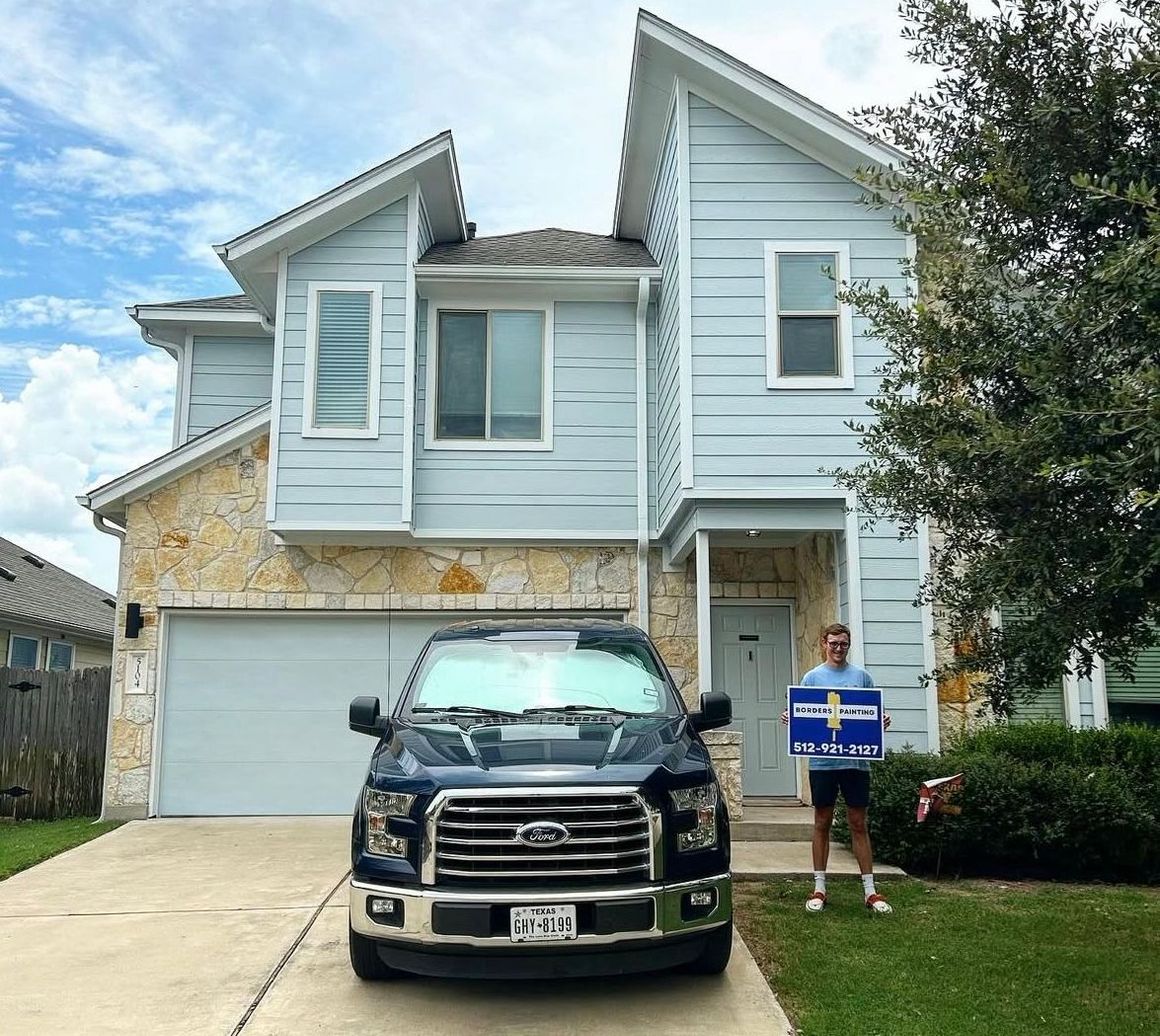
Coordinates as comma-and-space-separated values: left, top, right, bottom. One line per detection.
509, 904, 577, 943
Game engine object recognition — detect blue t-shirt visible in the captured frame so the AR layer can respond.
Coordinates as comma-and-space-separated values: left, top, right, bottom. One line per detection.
799, 661, 875, 772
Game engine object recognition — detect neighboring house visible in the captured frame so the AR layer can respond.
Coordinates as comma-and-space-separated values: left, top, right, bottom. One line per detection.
0, 535, 115, 671
81, 12, 944, 820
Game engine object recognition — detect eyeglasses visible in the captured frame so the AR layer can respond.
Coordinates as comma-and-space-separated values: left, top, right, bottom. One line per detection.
825, 641, 850, 649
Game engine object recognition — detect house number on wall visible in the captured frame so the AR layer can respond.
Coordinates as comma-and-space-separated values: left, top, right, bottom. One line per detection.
126, 651, 150, 695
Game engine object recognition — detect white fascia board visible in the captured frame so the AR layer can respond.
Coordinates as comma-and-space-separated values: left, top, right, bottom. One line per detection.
217, 135, 460, 262
130, 307, 262, 325
80, 404, 271, 517
416, 265, 662, 284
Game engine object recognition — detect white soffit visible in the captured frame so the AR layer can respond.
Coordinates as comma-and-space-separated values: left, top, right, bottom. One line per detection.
614, 12, 907, 238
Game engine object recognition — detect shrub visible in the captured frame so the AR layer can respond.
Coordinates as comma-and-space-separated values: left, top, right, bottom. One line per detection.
832, 722, 1160, 883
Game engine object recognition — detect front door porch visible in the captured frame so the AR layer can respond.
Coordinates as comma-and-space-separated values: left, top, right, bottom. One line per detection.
710, 602, 795, 797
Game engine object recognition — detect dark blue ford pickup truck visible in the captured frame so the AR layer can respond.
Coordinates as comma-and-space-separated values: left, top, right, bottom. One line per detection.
346, 617, 734, 980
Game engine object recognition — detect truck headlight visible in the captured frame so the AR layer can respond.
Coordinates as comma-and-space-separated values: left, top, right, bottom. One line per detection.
364, 789, 415, 858
669, 783, 719, 851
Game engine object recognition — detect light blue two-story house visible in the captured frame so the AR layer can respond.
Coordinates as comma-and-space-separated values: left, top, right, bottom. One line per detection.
83, 12, 963, 820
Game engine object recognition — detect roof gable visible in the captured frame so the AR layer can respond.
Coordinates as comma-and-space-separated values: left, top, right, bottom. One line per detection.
615, 10, 906, 238
214, 132, 467, 316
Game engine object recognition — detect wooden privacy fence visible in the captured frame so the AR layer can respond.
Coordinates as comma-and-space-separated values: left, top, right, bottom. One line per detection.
0, 665, 111, 820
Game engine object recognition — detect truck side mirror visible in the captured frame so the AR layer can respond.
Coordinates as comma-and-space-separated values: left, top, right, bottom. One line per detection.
349, 695, 389, 737
691, 691, 732, 733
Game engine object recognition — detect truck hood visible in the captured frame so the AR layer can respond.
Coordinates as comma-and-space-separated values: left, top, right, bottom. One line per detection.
369, 714, 712, 791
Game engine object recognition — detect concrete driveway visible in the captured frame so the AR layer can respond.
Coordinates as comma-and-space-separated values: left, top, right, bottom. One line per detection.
0, 819, 792, 1035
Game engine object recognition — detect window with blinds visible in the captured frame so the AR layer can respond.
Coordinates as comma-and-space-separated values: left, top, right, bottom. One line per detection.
304, 283, 382, 437
763, 241, 854, 389
426, 304, 553, 450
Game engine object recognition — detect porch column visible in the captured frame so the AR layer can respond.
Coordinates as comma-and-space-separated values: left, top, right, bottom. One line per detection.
695, 529, 711, 696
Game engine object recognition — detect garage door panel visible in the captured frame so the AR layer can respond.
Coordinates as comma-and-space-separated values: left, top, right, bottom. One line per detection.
161, 710, 370, 765
158, 761, 368, 817
162, 660, 390, 712
166, 615, 390, 661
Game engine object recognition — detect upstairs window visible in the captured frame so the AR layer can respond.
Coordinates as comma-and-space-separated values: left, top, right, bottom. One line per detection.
764, 242, 854, 389
303, 282, 382, 437
8, 634, 39, 669
427, 306, 552, 450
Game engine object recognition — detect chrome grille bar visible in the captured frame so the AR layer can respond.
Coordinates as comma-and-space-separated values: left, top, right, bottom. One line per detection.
425, 786, 660, 887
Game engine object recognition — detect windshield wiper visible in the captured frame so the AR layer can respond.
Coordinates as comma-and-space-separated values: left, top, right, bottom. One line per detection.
523, 705, 654, 718
412, 705, 526, 719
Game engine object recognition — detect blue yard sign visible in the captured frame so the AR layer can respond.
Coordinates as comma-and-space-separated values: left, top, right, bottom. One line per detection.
787, 686, 885, 761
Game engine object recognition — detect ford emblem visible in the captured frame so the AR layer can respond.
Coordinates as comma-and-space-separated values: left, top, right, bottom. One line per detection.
515, 821, 571, 848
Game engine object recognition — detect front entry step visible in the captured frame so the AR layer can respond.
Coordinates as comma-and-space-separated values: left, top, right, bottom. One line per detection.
733, 806, 815, 842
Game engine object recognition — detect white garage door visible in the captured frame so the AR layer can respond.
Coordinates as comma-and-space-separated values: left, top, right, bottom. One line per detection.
154, 611, 610, 816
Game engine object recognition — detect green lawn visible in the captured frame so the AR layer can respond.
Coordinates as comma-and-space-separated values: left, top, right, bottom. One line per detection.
0, 817, 122, 880
734, 878, 1160, 1036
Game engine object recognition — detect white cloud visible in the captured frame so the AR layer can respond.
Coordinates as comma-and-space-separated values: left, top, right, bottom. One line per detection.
0, 343, 175, 588
0, 294, 132, 338
13, 229, 42, 247
12, 200, 61, 218
15, 145, 175, 198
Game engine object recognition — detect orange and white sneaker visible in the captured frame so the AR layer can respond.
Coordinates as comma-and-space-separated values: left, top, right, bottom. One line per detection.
805, 891, 827, 913
865, 893, 893, 914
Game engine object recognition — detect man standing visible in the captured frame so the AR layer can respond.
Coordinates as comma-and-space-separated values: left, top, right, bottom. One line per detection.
782, 622, 893, 914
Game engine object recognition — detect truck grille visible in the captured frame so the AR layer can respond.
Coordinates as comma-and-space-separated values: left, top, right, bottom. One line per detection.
431, 790, 654, 887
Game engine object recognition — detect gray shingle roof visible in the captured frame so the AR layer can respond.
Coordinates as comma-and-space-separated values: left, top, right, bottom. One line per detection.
0, 536, 115, 642
419, 229, 657, 267
138, 294, 255, 311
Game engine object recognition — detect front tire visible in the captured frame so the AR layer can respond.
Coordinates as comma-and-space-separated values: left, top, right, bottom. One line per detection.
682, 919, 733, 975
349, 924, 403, 981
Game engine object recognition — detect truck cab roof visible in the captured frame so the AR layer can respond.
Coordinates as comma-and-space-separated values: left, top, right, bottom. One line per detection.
431, 617, 648, 642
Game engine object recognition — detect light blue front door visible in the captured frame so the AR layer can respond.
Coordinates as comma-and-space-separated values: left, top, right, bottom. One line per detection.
710, 604, 795, 797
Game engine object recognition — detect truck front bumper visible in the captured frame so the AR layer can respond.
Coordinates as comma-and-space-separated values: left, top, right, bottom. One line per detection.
349, 872, 731, 978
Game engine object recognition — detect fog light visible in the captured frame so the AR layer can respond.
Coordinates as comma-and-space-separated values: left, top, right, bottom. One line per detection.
681, 887, 718, 921
367, 896, 404, 927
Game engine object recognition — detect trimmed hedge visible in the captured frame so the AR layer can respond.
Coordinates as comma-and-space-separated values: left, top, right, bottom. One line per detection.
833, 722, 1160, 883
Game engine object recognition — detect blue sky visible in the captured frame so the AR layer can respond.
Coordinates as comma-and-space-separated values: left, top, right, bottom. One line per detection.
0, 0, 935, 590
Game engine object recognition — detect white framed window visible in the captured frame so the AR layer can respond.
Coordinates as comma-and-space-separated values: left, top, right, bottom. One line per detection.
302, 281, 383, 438
7, 634, 39, 669
424, 303, 554, 451
763, 241, 854, 389
47, 640, 74, 671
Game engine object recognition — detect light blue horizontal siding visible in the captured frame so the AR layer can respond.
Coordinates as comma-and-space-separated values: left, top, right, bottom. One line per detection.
645, 106, 682, 530
275, 197, 408, 524
186, 336, 274, 440
412, 299, 638, 533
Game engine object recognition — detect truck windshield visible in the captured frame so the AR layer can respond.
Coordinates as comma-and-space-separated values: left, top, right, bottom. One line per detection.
405, 635, 678, 716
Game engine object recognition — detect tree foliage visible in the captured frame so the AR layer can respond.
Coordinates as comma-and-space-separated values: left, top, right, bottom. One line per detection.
835, 0, 1159, 713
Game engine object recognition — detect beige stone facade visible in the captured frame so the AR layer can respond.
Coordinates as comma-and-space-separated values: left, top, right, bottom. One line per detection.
104, 431, 854, 820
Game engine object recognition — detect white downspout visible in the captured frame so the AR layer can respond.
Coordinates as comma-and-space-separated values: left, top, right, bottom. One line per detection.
635, 276, 651, 634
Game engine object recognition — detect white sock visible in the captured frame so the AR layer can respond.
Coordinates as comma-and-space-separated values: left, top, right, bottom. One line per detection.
814, 872, 827, 895
861, 873, 876, 898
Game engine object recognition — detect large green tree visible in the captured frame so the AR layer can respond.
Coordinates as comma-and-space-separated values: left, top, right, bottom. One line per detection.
836, 0, 1159, 714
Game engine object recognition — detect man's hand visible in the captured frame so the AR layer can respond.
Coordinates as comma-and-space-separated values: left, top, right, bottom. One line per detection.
884, 713, 892, 730
780, 709, 789, 725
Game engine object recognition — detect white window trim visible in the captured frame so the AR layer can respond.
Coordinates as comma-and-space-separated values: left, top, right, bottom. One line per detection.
47, 639, 75, 672
764, 240, 855, 390
7, 633, 40, 668
302, 280, 383, 439
423, 300, 554, 452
